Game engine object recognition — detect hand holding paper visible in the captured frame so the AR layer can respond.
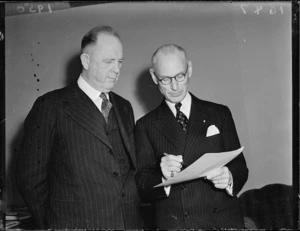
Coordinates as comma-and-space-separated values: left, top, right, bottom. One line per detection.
155, 147, 244, 188
206, 166, 232, 189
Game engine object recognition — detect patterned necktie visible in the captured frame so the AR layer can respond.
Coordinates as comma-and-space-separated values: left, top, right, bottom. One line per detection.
100, 92, 112, 123
175, 102, 189, 132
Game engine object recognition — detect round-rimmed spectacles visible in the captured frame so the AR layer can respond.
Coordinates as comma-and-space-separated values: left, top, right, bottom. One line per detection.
154, 67, 188, 85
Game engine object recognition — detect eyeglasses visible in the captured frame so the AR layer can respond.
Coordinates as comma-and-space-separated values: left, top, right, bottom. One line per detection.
153, 67, 188, 85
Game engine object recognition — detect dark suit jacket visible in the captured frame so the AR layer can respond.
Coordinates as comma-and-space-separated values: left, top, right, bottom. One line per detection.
135, 93, 248, 229
17, 83, 143, 229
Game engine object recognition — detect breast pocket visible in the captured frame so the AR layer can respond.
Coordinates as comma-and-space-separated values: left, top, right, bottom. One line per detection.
201, 133, 224, 153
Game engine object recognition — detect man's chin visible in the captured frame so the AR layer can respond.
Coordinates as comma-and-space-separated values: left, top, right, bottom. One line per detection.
167, 93, 186, 103
167, 96, 184, 103
104, 82, 117, 91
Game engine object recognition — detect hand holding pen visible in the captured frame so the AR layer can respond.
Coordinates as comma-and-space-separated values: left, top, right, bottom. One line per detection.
161, 153, 184, 180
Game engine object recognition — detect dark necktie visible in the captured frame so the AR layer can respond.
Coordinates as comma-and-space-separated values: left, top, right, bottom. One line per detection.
100, 92, 112, 123
175, 102, 189, 132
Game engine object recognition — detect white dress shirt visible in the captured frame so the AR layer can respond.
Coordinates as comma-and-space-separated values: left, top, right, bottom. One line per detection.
77, 75, 110, 112
165, 92, 192, 119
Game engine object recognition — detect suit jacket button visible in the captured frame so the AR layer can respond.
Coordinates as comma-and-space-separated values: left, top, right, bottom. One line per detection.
109, 150, 113, 155
113, 172, 118, 177
181, 185, 185, 189
184, 211, 189, 217
212, 207, 219, 213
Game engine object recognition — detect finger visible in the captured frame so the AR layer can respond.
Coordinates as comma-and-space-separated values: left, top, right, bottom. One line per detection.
163, 154, 183, 162
161, 156, 168, 163
214, 182, 228, 189
210, 169, 230, 181
164, 170, 177, 179
212, 174, 230, 181
170, 171, 175, 178
206, 168, 224, 180
162, 160, 183, 169
161, 162, 181, 173
166, 160, 183, 168
161, 156, 177, 165
212, 178, 229, 185
162, 169, 179, 180
212, 178, 230, 189
167, 166, 182, 173
162, 171, 170, 180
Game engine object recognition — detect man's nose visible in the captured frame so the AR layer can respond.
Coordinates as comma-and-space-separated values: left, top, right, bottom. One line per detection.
112, 61, 121, 74
170, 78, 178, 90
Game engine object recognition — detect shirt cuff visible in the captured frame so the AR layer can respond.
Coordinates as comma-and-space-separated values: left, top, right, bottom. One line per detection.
162, 177, 171, 196
225, 170, 233, 196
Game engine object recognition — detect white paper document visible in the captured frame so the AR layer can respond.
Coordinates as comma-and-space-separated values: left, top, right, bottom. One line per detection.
154, 147, 244, 187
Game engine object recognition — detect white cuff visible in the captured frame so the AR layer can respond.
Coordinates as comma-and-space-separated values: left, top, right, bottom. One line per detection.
225, 170, 233, 196
226, 181, 233, 196
162, 177, 171, 196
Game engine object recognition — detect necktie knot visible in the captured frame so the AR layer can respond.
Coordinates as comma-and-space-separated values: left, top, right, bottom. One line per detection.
175, 102, 188, 132
100, 92, 112, 123
175, 102, 182, 111
100, 92, 108, 101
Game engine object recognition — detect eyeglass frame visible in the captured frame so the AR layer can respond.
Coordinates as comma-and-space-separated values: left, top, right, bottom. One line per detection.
152, 66, 189, 85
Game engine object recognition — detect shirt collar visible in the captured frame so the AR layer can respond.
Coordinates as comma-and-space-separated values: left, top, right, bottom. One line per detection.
165, 92, 192, 118
77, 75, 109, 101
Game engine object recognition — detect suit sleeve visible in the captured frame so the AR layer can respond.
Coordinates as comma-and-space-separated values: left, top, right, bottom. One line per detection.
16, 95, 55, 228
134, 120, 168, 203
222, 106, 248, 196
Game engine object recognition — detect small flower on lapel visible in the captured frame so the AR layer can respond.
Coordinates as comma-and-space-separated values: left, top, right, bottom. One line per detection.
206, 125, 220, 137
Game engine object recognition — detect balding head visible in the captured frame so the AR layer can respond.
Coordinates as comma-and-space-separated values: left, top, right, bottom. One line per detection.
149, 43, 192, 103
151, 44, 188, 71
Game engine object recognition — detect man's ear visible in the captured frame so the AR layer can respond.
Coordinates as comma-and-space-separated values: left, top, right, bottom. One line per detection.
187, 60, 192, 78
149, 68, 159, 85
80, 53, 90, 70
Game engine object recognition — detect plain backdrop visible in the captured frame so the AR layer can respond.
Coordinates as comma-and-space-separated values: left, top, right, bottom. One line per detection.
5, 2, 292, 209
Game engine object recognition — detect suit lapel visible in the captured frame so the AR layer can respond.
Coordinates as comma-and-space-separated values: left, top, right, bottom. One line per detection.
109, 92, 136, 165
61, 84, 112, 150
153, 101, 187, 152
184, 94, 212, 163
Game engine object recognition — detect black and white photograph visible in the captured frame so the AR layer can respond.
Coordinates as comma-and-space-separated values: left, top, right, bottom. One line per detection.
1, 1, 298, 230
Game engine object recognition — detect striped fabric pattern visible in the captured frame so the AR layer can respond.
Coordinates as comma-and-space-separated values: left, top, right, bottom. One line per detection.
135, 93, 248, 229
16, 84, 143, 229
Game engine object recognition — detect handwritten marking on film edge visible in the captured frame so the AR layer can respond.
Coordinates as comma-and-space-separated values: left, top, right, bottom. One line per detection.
240, 4, 284, 15
16, 3, 52, 15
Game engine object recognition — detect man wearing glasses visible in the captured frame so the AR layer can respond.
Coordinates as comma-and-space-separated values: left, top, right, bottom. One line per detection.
135, 44, 248, 229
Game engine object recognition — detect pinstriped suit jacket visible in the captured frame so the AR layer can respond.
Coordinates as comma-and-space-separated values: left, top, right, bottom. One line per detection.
135, 93, 248, 229
17, 83, 143, 229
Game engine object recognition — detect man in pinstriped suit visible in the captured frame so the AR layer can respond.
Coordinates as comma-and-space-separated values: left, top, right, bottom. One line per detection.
135, 44, 248, 229
16, 26, 143, 229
